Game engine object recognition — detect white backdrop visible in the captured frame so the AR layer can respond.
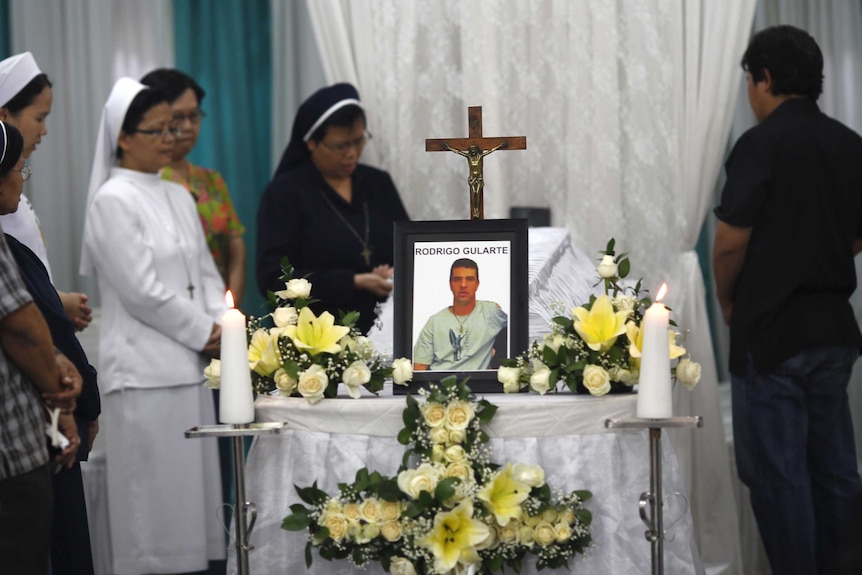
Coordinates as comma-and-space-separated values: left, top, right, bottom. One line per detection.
299, 1, 756, 573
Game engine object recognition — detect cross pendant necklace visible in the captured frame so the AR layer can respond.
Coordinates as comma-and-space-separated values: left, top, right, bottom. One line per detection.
162, 188, 195, 299
319, 189, 372, 266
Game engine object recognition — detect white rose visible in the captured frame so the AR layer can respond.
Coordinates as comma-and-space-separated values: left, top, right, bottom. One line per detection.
397, 463, 442, 499
274, 368, 297, 396
319, 512, 348, 542
350, 336, 375, 360
391, 357, 413, 385
530, 360, 552, 394
271, 306, 298, 328
203, 359, 220, 389
342, 360, 371, 398
380, 500, 402, 521
676, 358, 702, 390
448, 429, 466, 444
390, 557, 417, 575
429, 427, 450, 445
582, 364, 611, 396
444, 461, 473, 483
431, 444, 445, 462
381, 520, 402, 542
498, 366, 522, 393
554, 521, 573, 542
518, 525, 535, 545
359, 498, 382, 523
510, 463, 545, 487
446, 400, 475, 430
534, 521, 557, 546
498, 519, 520, 544
543, 333, 566, 354
297, 364, 328, 404
608, 366, 634, 385
612, 295, 637, 312
422, 402, 447, 428
597, 254, 618, 279
285, 278, 312, 299
444, 444, 467, 462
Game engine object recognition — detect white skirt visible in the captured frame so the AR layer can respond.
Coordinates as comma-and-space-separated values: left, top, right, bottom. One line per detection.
104, 385, 226, 574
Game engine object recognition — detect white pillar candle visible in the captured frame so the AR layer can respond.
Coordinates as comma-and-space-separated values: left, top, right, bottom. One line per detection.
637, 286, 672, 418
219, 291, 255, 424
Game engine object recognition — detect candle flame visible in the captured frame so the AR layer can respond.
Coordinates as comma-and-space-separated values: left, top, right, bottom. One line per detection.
225, 290, 235, 308
656, 283, 668, 302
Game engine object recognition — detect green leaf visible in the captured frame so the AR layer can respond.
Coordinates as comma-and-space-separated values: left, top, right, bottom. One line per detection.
576, 508, 593, 526
281, 511, 310, 531
533, 483, 551, 501
295, 482, 327, 506
434, 477, 460, 503
377, 478, 403, 501
488, 553, 504, 571
397, 428, 413, 445
477, 400, 497, 423
304, 541, 313, 569
618, 257, 631, 279
340, 310, 361, 327
542, 345, 558, 365
605, 238, 615, 255
553, 316, 573, 329
282, 360, 300, 380
574, 489, 593, 501
404, 499, 426, 518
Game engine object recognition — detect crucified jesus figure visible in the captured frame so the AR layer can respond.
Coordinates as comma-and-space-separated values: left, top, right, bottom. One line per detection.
442, 141, 507, 219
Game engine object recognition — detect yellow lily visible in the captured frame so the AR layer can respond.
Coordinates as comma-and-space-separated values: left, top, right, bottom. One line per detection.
477, 463, 531, 526
283, 307, 350, 356
572, 294, 630, 353
627, 321, 686, 360
248, 329, 281, 376
418, 498, 490, 574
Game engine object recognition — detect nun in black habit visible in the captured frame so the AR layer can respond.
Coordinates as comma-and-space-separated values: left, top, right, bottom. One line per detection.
256, 83, 409, 334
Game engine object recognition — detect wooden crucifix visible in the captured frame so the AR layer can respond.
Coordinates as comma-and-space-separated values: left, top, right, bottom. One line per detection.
426, 106, 527, 220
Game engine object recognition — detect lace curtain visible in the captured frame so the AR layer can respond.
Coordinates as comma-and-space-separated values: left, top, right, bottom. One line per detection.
304, 1, 756, 573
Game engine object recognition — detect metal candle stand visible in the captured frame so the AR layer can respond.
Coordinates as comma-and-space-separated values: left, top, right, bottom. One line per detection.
604, 416, 703, 575
185, 421, 286, 575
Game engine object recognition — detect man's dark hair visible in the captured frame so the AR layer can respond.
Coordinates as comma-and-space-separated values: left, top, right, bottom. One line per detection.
308, 105, 366, 143
741, 25, 823, 101
140, 68, 205, 105
449, 258, 479, 281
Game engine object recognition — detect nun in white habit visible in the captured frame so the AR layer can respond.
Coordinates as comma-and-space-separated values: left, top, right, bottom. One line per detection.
80, 78, 227, 574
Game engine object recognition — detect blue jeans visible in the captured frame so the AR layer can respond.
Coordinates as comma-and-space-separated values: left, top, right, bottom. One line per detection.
732, 346, 862, 575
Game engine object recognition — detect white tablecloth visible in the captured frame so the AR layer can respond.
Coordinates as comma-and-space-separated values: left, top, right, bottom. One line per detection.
229, 389, 705, 575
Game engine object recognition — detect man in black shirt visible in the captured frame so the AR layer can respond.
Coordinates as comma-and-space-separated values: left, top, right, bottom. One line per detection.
714, 25, 862, 575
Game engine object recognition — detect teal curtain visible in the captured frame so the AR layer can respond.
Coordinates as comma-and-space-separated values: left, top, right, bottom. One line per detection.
173, 0, 271, 314
0, 0, 10, 59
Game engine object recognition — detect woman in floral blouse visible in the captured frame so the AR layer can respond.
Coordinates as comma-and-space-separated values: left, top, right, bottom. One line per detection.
141, 68, 246, 303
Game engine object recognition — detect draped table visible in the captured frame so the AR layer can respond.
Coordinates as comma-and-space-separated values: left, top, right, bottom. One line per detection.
227, 388, 705, 575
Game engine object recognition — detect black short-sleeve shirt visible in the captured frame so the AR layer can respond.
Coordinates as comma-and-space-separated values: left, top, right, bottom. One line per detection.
715, 98, 862, 375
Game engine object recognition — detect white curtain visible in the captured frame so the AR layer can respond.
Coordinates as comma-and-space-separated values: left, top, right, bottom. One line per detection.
270, 0, 327, 172
8, 0, 173, 300
303, 1, 755, 573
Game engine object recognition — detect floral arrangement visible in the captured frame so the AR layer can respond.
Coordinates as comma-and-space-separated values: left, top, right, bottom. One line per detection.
283, 376, 593, 575
205, 259, 413, 403
497, 239, 701, 397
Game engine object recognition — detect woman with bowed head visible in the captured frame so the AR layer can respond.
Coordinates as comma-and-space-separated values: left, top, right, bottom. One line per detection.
0, 53, 100, 574
140, 68, 247, 304
257, 83, 409, 334
0, 52, 93, 332
80, 78, 226, 575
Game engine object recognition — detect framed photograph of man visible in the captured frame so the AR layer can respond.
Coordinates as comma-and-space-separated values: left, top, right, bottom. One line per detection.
393, 219, 528, 394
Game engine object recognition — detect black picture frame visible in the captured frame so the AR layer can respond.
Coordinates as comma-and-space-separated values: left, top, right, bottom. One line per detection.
393, 219, 529, 394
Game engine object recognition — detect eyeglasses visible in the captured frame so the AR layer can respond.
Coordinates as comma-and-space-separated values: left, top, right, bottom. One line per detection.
132, 125, 182, 139
16, 165, 31, 182
320, 131, 372, 154
172, 110, 206, 125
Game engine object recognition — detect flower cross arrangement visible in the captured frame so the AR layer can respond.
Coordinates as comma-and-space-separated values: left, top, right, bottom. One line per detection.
497, 239, 702, 397
283, 376, 593, 575
205, 259, 413, 403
